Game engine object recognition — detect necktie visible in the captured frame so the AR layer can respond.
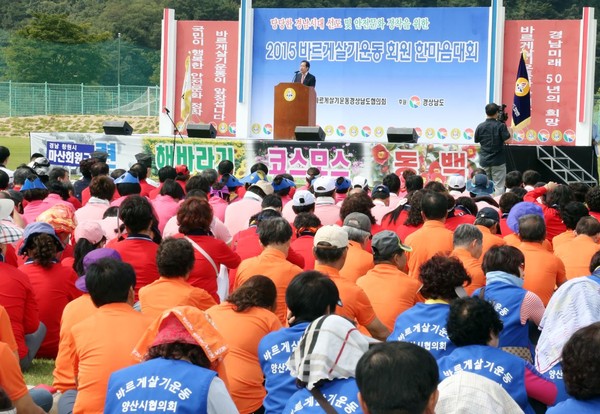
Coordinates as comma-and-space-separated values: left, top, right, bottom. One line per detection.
301, 73, 306, 84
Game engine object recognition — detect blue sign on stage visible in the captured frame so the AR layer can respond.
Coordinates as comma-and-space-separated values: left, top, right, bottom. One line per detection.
250, 8, 490, 143
46, 141, 94, 167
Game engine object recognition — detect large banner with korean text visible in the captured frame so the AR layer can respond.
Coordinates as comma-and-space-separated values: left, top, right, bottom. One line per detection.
502, 21, 580, 146
250, 8, 490, 143
174, 21, 238, 136
31, 133, 482, 185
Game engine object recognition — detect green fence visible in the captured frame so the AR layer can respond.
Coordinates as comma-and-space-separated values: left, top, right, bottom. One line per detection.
0, 82, 160, 117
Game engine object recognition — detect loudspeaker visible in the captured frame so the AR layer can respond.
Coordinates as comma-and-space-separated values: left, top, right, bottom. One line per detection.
187, 123, 217, 138
294, 126, 325, 142
387, 127, 418, 143
102, 121, 133, 136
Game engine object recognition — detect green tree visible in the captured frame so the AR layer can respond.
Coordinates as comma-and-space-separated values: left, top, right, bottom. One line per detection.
3, 13, 111, 84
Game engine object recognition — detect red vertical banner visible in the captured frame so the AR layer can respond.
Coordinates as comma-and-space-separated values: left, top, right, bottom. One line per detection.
175, 21, 239, 137
503, 21, 580, 146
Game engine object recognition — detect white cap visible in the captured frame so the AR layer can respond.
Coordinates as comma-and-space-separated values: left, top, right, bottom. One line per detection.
292, 190, 315, 207
312, 176, 335, 193
351, 175, 369, 189
447, 175, 466, 190
314, 225, 349, 248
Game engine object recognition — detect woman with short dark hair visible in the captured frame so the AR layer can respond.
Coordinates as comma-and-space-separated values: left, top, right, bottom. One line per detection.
475, 245, 545, 363
388, 255, 471, 359
207, 276, 281, 414
175, 197, 240, 302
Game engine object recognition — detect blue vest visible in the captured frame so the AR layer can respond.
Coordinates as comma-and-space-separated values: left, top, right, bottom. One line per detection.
104, 358, 216, 414
547, 397, 600, 414
546, 362, 568, 405
438, 345, 533, 414
588, 271, 600, 285
387, 302, 455, 360
259, 322, 309, 414
282, 378, 363, 414
473, 283, 530, 348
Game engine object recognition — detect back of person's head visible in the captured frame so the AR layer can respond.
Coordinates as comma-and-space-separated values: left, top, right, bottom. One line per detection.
575, 216, 600, 238
157, 238, 195, 278
356, 342, 439, 414
509, 187, 527, 200
257, 216, 292, 246
313, 225, 349, 264
485, 103, 500, 116
47, 180, 69, 200
482, 245, 524, 276
404, 190, 425, 226
340, 192, 376, 224
405, 175, 424, 193
116, 171, 141, 196
89, 176, 115, 201
110, 168, 126, 180
419, 255, 471, 300
504, 170, 523, 190
561, 201, 589, 230
13, 167, 35, 186
423, 180, 446, 193
569, 182, 590, 203
157, 166, 177, 183
228, 275, 276, 312
261, 194, 282, 210
159, 178, 185, 200
286, 271, 339, 324
421, 191, 448, 220
455, 197, 477, 217
585, 185, 600, 213
546, 184, 573, 210
518, 214, 546, 242
217, 160, 234, 175
119, 195, 154, 233
86, 258, 136, 307
177, 197, 213, 234
305, 167, 320, 185
250, 162, 269, 175
522, 170, 541, 186
382, 173, 401, 194
103, 206, 119, 219
185, 189, 207, 200
129, 163, 148, 181
90, 162, 109, 178
561, 322, 600, 400
185, 175, 210, 193
48, 167, 68, 182
79, 158, 97, 179
201, 168, 218, 186
453, 224, 483, 249
293, 212, 321, 235
447, 297, 504, 347
0, 147, 9, 165
499, 191, 521, 214
246, 184, 267, 199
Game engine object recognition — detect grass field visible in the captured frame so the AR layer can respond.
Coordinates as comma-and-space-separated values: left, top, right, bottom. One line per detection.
23, 359, 54, 386
0, 115, 159, 169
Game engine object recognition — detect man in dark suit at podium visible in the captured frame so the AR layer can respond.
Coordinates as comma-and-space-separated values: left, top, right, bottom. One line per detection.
294, 60, 316, 87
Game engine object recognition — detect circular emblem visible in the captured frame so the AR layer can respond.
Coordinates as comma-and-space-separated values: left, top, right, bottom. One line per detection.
515, 77, 530, 97
324, 125, 334, 136
218, 122, 228, 134
424, 128, 435, 140
526, 129, 537, 142
551, 130, 562, 143
563, 129, 576, 143
349, 126, 359, 137
251, 123, 261, 135
336, 126, 346, 137
361, 126, 372, 138
374, 126, 385, 138
537, 129, 549, 143
284, 88, 296, 102
263, 124, 272, 135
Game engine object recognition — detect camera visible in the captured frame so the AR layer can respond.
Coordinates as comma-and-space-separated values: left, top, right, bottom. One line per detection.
496, 104, 509, 123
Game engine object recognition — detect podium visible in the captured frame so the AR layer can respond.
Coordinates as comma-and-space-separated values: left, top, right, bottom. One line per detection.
273, 82, 317, 140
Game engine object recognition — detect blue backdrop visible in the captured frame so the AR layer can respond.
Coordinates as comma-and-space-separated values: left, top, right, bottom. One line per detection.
250, 8, 490, 143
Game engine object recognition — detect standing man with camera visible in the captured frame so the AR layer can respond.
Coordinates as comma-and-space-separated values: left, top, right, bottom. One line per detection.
474, 103, 513, 195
